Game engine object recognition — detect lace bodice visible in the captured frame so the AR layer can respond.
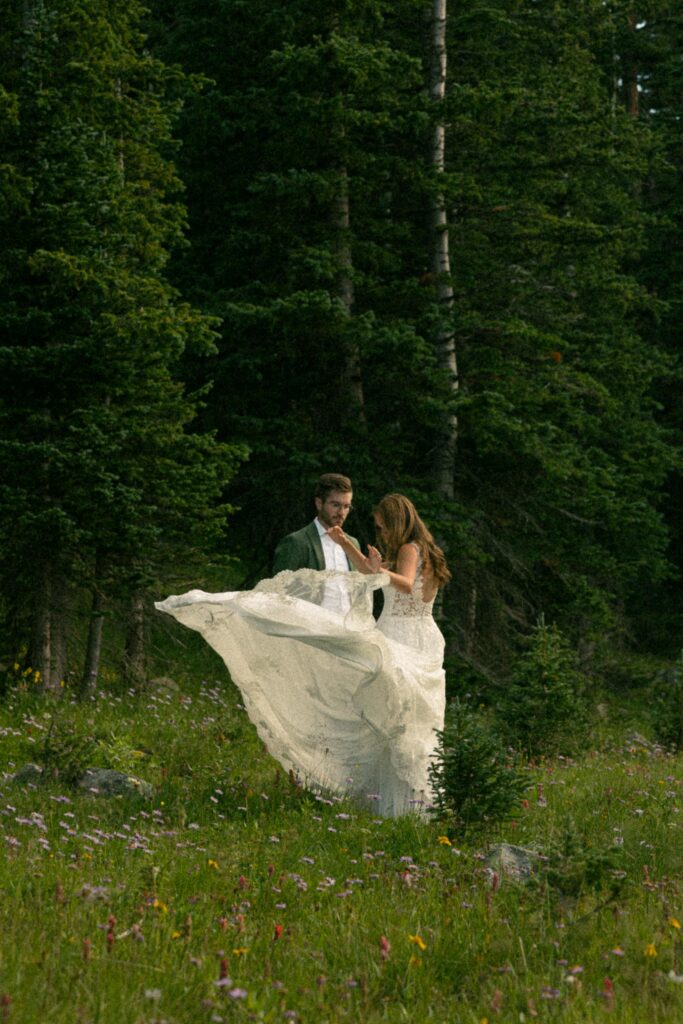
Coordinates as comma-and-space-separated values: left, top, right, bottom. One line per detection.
381, 549, 435, 619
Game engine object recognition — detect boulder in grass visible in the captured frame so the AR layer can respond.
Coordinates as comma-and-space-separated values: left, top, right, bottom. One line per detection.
10, 763, 44, 785
485, 843, 543, 882
146, 676, 180, 693
78, 768, 154, 799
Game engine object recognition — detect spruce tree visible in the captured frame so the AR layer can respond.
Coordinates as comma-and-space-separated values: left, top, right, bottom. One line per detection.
0, 0, 243, 689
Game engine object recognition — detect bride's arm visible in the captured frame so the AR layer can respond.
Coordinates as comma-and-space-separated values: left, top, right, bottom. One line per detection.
374, 542, 419, 594
326, 526, 378, 574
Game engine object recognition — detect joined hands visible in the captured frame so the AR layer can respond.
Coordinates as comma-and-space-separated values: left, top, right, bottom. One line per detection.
327, 526, 383, 574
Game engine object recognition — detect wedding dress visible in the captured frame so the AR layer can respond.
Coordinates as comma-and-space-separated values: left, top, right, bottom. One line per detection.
155, 552, 445, 817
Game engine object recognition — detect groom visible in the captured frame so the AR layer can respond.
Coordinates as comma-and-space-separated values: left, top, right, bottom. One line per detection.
272, 473, 360, 575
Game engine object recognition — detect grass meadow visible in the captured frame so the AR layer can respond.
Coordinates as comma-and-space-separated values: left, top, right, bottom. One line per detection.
1, 632, 682, 1023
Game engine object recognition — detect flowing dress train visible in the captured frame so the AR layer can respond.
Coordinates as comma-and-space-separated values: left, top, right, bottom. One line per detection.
155, 558, 445, 817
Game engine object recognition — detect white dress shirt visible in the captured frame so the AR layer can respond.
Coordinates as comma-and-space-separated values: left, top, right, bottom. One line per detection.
315, 518, 351, 616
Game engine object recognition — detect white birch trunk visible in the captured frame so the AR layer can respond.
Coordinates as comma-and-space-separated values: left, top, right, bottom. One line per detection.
429, 0, 458, 499
333, 164, 366, 417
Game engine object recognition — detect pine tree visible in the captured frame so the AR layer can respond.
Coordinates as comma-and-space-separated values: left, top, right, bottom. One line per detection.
0, 0, 243, 689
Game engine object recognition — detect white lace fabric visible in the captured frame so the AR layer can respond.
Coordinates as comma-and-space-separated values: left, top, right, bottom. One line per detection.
156, 563, 445, 818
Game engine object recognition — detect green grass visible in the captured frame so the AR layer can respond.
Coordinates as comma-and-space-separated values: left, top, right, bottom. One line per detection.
1, 654, 683, 1023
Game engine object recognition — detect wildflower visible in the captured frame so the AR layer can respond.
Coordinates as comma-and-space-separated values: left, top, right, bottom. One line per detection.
218, 957, 230, 981
490, 988, 503, 1013
408, 955, 422, 967
408, 934, 426, 951
171, 931, 181, 939
670, 918, 681, 930
668, 970, 683, 984
644, 943, 657, 957
106, 914, 116, 954
228, 988, 247, 999
208, 859, 220, 870
380, 935, 391, 961
602, 977, 614, 1011
144, 989, 162, 1001
611, 947, 625, 957
273, 924, 284, 941
232, 947, 249, 956
82, 938, 92, 962
437, 836, 452, 846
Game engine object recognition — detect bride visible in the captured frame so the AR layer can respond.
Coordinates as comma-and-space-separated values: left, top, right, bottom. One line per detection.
155, 493, 451, 817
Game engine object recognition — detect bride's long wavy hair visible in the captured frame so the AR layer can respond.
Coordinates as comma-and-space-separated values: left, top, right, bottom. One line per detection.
374, 494, 451, 587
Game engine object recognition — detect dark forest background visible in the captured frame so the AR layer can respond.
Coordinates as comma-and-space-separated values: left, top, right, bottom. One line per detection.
1, 0, 681, 698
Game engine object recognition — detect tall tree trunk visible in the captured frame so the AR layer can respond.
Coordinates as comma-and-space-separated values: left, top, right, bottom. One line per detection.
81, 575, 106, 696
428, 0, 458, 499
124, 590, 146, 690
30, 560, 52, 687
625, 13, 640, 118
50, 570, 68, 689
334, 165, 366, 419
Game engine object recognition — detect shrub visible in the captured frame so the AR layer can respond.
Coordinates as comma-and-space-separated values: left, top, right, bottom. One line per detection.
428, 699, 527, 828
38, 716, 98, 785
651, 651, 683, 751
497, 621, 588, 758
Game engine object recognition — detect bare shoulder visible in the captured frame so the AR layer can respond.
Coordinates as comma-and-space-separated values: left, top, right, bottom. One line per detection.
396, 543, 419, 566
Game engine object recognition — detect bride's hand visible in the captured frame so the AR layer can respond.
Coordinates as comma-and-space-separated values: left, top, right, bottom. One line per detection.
366, 545, 383, 573
326, 525, 345, 546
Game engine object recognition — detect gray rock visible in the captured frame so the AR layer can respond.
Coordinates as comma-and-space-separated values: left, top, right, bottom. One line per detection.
485, 843, 543, 882
78, 768, 154, 799
10, 763, 44, 785
624, 731, 660, 752
146, 676, 180, 692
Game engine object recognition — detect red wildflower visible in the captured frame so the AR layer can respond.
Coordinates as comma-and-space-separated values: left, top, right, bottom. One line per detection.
274, 924, 284, 941
490, 988, 503, 1013
602, 977, 614, 1011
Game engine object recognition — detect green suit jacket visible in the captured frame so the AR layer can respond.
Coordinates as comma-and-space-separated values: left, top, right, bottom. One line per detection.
272, 521, 360, 575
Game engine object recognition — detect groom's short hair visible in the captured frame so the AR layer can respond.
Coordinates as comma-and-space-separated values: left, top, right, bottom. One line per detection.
315, 473, 352, 501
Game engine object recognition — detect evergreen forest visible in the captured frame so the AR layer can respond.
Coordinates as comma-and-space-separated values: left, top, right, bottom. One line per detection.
1, 0, 682, 695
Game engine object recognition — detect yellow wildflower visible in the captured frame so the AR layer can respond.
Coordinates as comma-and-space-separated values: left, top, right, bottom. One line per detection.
670, 918, 681, 930
152, 899, 169, 914
644, 943, 657, 957
207, 859, 220, 870
171, 931, 181, 939
232, 947, 249, 956
437, 835, 452, 846
408, 934, 427, 951
408, 955, 422, 967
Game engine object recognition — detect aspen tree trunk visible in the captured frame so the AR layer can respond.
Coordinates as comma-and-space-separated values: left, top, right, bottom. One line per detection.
124, 591, 147, 690
81, 579, 106, 696
428, 0, 458, 499
334, 165, 366, 419
31, 561, 52, 688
